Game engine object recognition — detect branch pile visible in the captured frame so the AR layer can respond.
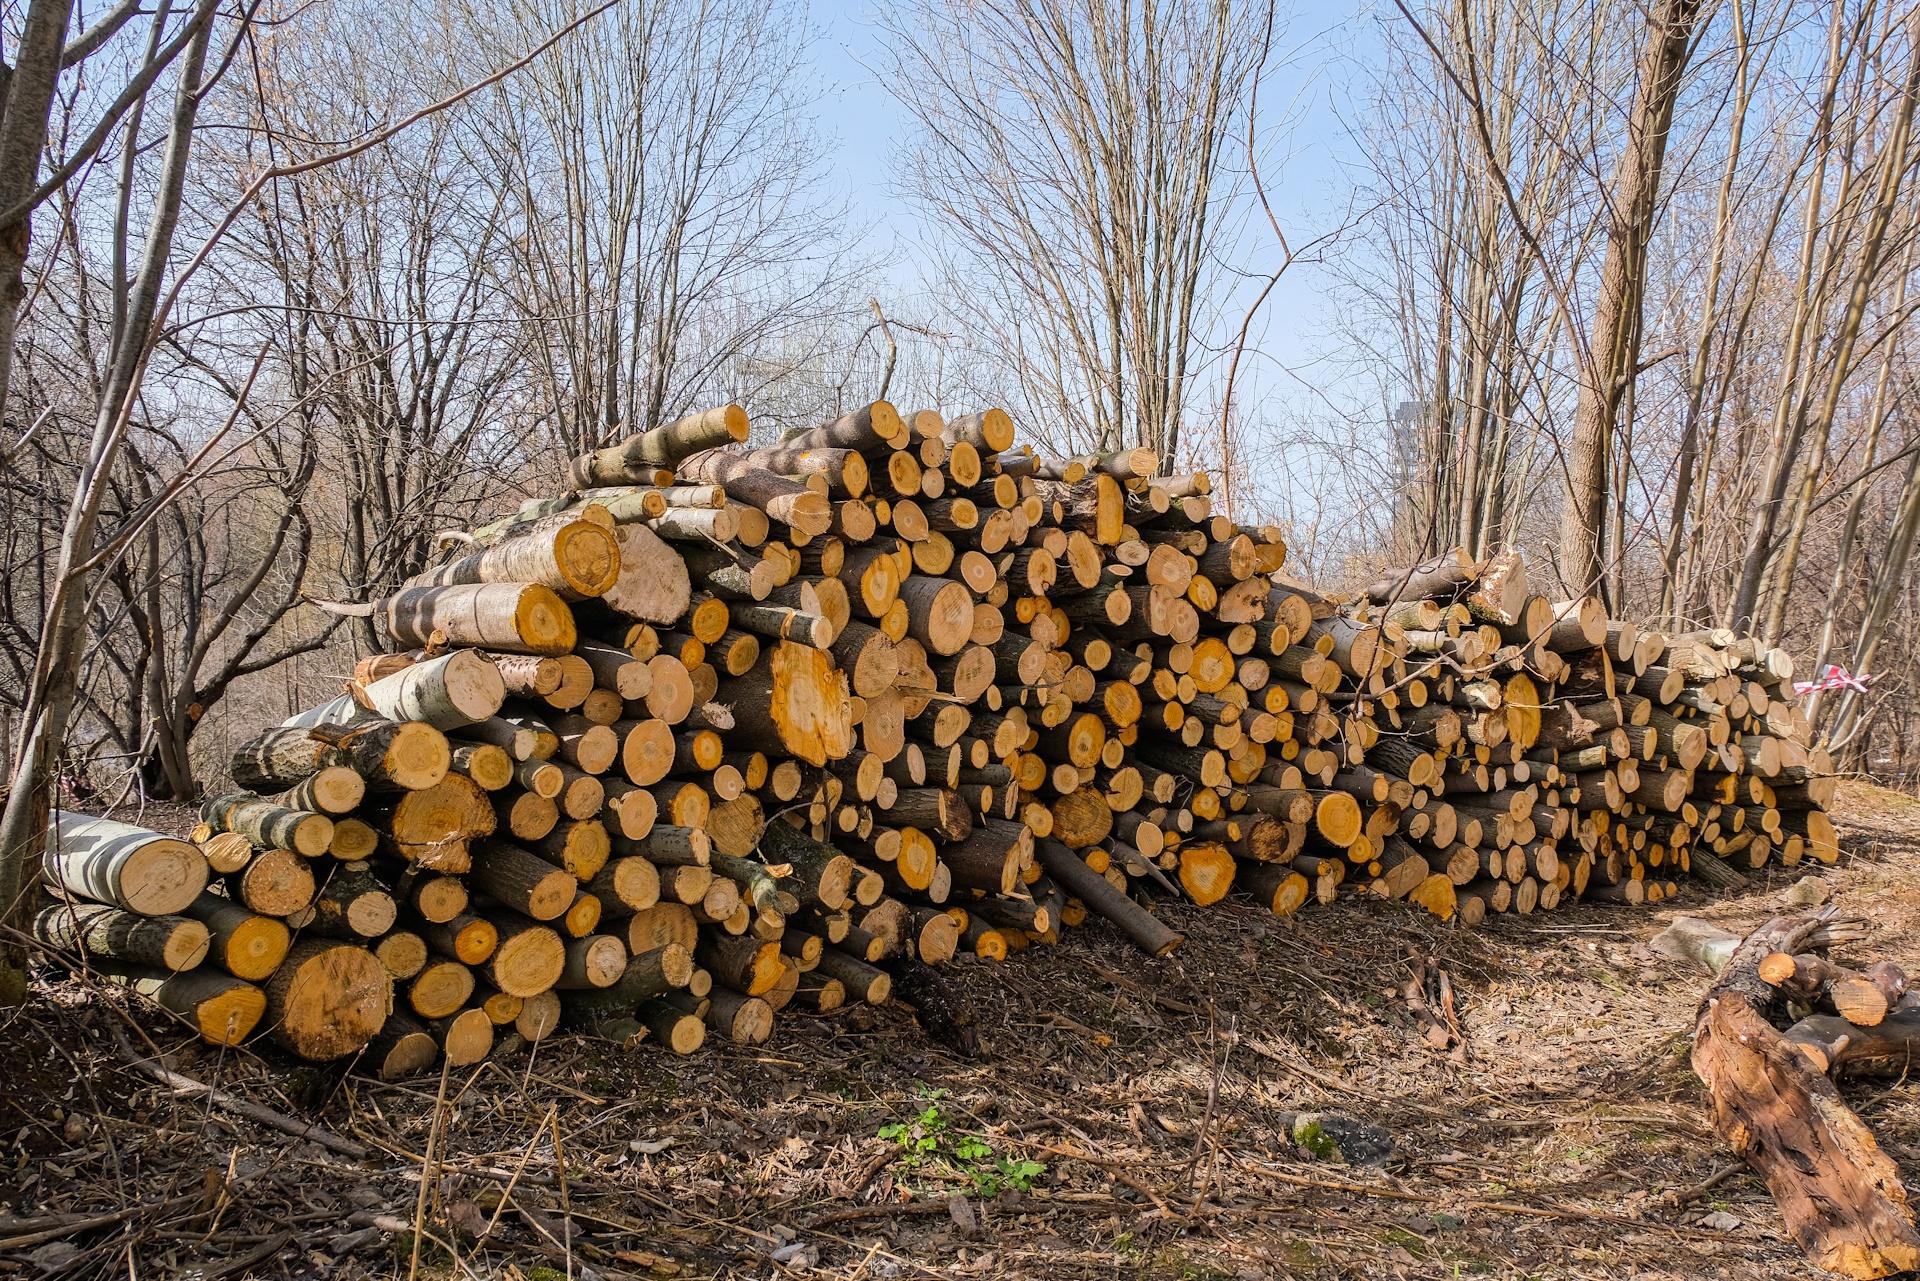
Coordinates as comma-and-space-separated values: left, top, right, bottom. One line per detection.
34, 400, 1838, 1071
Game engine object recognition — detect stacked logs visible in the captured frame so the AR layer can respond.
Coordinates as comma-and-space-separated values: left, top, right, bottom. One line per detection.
35, 811, 387, 1057
32, 399, 1840, 1069
1354, 549, 1837, 924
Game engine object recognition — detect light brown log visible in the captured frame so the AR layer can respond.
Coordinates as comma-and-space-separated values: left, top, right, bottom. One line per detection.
46, 812, 208, 916
697, 934, 785, 996
897, 576, 975, 656
716, 641, 854, 766
200, 793, 333, 859
624, 903, 699, 955
268, 765, 367, 816
185, 893, 291, 980
33, 901, 208, 971
484, 918, 567, 997
407, 518, 620, 599
586, 857, 661, 913
264, 939, 392, 1061
293, 649, 506, 731
814, 947, 892, 1004
366, 1011, 440, 1079
385, 582, 576, 656
377, 774, 496, 868
557, 934, 629, 989
310, 866, 398, 940
228, 848, 316, 916
239, 719, 442, 795
597, 521, 694, 625
101, 968, 266, 1046
469, 842, 576, 920
674, 448, 834, 536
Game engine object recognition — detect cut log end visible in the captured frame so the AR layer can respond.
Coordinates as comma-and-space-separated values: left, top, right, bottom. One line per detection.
265, 941, 392, 1061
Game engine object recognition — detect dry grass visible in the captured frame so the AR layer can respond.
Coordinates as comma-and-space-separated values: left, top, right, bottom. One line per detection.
3, 782, 1917, 1279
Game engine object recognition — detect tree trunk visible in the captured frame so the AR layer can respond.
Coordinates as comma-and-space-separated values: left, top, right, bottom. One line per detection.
1557, 0, 1704, 595
0, 0, 218, 1008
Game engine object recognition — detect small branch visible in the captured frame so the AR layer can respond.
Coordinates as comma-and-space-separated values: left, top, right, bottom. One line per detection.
110, 1026, 368, 1160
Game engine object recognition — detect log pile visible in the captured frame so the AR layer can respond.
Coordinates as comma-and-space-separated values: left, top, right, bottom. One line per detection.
1354, 550, 1837, 923
31, 399, 1840, 1071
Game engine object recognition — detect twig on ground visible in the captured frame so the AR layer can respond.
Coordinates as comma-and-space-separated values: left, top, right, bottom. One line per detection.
108, 1025, 367, 1159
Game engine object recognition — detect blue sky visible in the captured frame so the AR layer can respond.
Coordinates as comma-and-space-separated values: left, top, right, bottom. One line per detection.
800, 0, 1388, 392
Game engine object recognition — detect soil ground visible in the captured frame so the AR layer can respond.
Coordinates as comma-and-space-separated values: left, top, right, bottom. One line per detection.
3, 781, 1918, 1280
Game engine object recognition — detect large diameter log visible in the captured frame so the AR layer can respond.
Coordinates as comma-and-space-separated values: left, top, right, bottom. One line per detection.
264, 940, 394, 1061
943, 408, 1015, 455
375, 774, 497, 867
33, 902, 209, 971
385, 582, 577, 656
1035, 839, 1182, 956
674, 449, 833, 537
46, 812, 208, 916
568, 405, 750, 486
406, 518, 620, 599
717, 641, 854, 767
599, 522, 693, 625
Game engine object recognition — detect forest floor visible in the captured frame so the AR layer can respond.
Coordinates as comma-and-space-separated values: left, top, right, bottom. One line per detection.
4, 782, 1919, 1280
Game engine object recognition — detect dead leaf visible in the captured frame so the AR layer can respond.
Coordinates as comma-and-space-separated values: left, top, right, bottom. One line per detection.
948, 1194, 980, 1239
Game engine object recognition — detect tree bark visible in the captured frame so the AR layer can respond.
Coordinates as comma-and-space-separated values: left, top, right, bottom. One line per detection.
1557, 0, 1705, 596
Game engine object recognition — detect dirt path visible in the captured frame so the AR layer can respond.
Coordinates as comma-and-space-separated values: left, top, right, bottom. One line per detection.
3, 782, 1917, 1279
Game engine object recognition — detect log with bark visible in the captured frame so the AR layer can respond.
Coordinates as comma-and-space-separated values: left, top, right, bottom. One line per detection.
1689, 909, 1920, 1279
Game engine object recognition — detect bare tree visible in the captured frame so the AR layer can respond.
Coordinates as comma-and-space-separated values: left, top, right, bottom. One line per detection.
0, 0, 225, 1004
1557, 0, 1713, 598
881, 0, 1270, 466
442, 0, 865, 454
0, 0, 618, 1003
